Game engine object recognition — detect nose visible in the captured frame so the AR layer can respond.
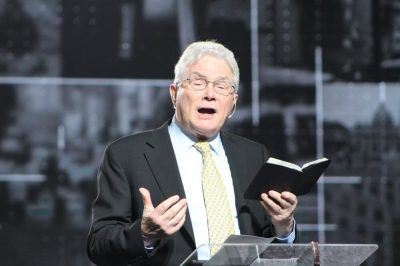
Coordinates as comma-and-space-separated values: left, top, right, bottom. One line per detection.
203, 81, 216, 99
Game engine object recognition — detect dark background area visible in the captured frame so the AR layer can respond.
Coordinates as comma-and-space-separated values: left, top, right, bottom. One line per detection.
0, 0, 399, 265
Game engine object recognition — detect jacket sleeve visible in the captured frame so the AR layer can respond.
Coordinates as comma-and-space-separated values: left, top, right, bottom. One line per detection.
86, 145, 149, 266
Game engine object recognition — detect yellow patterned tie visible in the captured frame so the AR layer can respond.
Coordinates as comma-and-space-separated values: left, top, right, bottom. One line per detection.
194, 141, 235, 255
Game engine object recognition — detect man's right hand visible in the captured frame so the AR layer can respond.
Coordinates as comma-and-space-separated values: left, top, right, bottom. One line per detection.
139, 187, 187, 246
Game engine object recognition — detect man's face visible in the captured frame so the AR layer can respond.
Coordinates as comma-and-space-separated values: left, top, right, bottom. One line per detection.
170, 55, 238, 139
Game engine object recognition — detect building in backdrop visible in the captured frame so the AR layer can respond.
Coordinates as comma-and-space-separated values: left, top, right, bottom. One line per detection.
0, 0, 399, 265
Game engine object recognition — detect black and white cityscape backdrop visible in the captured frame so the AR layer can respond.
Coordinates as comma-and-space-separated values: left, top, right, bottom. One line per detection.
0, 0, 399, 265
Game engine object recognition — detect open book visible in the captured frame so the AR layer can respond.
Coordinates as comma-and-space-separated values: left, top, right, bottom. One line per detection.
244, 157, 331, 200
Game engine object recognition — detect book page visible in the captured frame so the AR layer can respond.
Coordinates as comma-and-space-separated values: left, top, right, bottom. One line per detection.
267, 157, 301, 171
301, 157, 329, 169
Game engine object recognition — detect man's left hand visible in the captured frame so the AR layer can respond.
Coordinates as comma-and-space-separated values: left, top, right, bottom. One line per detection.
260, 190, 297, 237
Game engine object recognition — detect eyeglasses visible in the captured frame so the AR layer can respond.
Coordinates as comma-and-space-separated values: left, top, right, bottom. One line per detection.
180, 77, 235, 96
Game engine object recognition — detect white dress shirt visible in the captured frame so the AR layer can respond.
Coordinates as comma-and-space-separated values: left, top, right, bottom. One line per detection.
168, 118, 240, 259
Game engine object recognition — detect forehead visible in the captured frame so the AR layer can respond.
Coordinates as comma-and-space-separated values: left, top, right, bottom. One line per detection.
187, 55, 233, 79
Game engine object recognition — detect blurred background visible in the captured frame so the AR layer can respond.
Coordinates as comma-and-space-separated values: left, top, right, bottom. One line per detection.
0, 0, 399, 265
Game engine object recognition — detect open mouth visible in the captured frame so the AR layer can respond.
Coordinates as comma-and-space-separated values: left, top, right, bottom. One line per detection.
198, 108, 216, 114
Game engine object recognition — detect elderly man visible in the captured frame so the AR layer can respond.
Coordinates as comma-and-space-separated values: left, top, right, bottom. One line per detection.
87, 40, 298, 266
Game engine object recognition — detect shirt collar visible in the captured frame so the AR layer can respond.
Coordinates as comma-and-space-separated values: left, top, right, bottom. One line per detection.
168, 116, 224, 156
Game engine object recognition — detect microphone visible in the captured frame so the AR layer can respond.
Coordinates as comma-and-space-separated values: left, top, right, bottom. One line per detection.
228, 102, 236, 119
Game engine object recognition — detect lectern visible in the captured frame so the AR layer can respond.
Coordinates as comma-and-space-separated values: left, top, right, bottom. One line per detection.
180, 242, 378, 266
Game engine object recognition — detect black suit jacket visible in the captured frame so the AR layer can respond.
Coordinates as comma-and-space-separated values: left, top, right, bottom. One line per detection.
87, 121, 292, 266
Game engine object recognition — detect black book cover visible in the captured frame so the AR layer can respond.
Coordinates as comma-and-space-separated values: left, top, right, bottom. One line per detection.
244, 158, 331, 200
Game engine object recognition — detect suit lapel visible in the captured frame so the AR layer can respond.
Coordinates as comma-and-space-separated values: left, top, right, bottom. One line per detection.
221, 132, 247, 213
222, 131, 262, 236
144, 123, 185, 199
143, 122, 195, 248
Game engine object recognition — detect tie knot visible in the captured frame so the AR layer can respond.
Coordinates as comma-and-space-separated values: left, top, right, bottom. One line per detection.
194, 141, 211, 155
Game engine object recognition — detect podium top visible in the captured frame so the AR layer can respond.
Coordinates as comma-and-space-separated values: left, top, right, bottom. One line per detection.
180, 243, 378, 266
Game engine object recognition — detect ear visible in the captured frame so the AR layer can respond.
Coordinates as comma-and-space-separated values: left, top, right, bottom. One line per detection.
228, 93, 238, 119
233, 93, 238, 105
169, 84, 178, 108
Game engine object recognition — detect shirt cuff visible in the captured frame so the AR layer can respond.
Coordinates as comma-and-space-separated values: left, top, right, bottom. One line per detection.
274, 220, 296, 243
143, 238, 160, 256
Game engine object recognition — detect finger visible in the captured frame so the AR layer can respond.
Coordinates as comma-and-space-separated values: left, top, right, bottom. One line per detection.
281, 191, 297, 205
173, 211, 187, 230
153, 194, 181, 216
267, 191, 288, 208
261, 193, 281, 213
139, 187, 154, 215
167, 207, 188, 234
170, 199, 188, 220
267, 191, 293, 209
276, 192, 297, 210
166, 213, 187, 235
163, 198, 187, 220
167, 199, 188, 226
159, 200, 187, 236
259, 199, 270, 212
267, 190, 282, 199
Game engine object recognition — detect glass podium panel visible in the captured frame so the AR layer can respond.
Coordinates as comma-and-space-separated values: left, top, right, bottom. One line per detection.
180, 243, 378, 266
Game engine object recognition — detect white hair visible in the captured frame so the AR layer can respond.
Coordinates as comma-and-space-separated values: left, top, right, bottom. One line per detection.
173, 40, 240, 92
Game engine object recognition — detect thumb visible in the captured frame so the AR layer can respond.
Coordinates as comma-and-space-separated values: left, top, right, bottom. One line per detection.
139, 187, 154, 214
